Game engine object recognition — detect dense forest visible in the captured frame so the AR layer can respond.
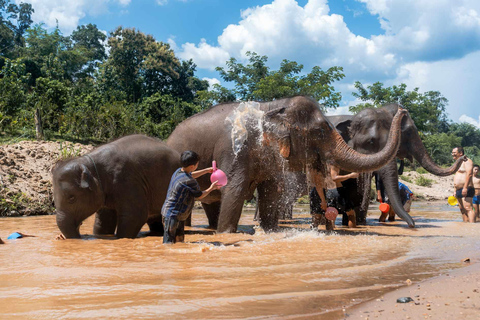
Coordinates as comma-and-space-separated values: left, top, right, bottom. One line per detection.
1, 0, 479, 165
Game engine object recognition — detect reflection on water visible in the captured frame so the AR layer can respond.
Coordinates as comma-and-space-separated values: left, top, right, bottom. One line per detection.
1, 202, 479, 319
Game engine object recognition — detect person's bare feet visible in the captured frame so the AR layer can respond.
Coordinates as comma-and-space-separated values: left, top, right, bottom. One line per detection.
55, 234, 66, 240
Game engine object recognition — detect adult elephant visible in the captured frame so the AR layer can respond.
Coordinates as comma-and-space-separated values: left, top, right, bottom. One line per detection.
332, 103, 465, 224
167, 96, 407, 233
52, 135, 180, 239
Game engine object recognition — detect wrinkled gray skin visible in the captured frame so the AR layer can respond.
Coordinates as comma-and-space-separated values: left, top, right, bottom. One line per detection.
52, 134, 180, 239
167, 96, 407, 233
332, 103, 465, 227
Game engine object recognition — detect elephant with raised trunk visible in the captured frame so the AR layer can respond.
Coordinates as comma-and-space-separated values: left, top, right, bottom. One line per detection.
52, 135, 180, 239
332, 103, 465, 225
167, 96, 407, 233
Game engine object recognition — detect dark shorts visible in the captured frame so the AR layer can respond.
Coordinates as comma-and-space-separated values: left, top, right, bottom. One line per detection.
326, 187, 354, 212
473, 195, 480, 205
162, 216, 185, 244
455, 187, 475, 199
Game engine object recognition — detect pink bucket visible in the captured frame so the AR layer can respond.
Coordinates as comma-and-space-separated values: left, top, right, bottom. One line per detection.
325, 207, 338, 221
210, 161, 228, 187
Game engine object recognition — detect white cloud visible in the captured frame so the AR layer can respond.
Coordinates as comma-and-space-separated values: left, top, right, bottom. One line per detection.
392, 50, 480, 122
15, 0, 130, 34
176, 38, 230, 71
459, 115, 480, 128
202, 77, 221, 88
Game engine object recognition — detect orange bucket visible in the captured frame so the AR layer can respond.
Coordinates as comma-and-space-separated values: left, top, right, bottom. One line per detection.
379, 203, 390, 214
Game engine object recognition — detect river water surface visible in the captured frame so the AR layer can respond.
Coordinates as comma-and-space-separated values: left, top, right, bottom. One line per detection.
1, 202, 480, 319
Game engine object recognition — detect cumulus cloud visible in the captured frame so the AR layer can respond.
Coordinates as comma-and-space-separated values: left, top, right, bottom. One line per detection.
174, 38, 230, 70
15, 0, 130, 34
177, 0, 480, 80
202, 77, 221, 88
459, 115, 480, 128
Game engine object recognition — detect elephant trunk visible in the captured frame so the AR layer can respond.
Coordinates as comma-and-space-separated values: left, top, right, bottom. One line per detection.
409, 134, 465, 176
56, 212, 81, 238
329, 108, 407, 173
378, 161, 415, 228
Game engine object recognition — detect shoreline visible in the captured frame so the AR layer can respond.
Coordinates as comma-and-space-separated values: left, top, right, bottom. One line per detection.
346, 256, 480, 319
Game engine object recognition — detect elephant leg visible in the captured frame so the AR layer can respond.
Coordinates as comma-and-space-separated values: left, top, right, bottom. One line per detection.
115, 195, 148, 238
93, 208, 117, 235
256, 181, 285, 232
147, 214, 164, 236
216, 180, 249, 233
201, 202, 221, 229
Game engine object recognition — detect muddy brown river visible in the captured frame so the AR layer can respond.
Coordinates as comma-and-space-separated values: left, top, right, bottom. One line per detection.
1, 202, 479, 319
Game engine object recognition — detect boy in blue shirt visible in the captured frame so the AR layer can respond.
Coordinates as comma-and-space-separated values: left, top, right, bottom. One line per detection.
162, 151, 220, 244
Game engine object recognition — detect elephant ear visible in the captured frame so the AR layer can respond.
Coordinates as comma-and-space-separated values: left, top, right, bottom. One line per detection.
335, 119, 352, 142
263, 107, 291, 159
79, 164, 95, 190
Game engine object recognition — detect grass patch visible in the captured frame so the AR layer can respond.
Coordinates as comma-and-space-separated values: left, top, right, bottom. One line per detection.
0, 188, 55, 217
400, 175, 413, 183
415, 167, 428, 174
415, 175, 434, 187
297, 195, 309, 204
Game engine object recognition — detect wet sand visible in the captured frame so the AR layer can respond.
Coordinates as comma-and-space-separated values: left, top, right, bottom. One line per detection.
346, 259, 480, 319
1, 201, 479, 319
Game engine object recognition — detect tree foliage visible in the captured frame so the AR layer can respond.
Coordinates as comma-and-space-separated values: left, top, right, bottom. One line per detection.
214, 51, 345, 110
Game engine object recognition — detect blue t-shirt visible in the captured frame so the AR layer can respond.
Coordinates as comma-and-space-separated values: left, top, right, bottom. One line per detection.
398, 182, 413, 200
162, 168, 203, 221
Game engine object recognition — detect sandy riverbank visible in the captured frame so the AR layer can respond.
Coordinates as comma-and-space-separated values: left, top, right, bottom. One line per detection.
346, 259, 480, 319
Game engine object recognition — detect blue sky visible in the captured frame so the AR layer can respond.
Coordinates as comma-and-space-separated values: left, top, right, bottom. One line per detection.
20, 0, 480, 127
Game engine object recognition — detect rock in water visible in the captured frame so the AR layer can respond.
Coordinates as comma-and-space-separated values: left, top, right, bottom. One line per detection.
396, 297, 414, 303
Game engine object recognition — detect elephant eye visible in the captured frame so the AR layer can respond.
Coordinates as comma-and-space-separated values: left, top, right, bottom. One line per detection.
68, 195, 76, 203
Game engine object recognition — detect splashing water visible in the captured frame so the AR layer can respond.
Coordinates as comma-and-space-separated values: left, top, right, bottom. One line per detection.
225, 101, 265, 156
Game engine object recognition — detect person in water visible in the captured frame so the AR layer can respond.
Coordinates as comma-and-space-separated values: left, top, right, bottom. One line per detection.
162, 150, 219, 244
325, 164, 359, 229
452, 147, 475, 223
472, 164, 480, 219
375, 160, 409, 222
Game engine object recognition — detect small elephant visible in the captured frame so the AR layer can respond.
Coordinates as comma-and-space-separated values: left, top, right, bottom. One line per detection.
167, 96, 407, 233
52, 134, 180, 239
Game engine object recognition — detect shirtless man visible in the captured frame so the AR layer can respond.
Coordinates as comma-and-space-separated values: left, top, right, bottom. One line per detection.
452, 147, 475, 222
326, 165, 359, 229
472, 164, 480, 218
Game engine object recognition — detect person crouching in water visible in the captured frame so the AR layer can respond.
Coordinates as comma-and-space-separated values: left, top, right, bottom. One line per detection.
162, 151, 220, 244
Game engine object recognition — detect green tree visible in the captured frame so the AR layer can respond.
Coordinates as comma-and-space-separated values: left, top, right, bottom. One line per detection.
0, 0, 34, 60
447, 122, 480, 148
215, 51, 345, 109
350, 81, 450, 134
216, 51, 269, 101
71, 23, 107, 77
106, 27, 180, 103
422, 132, 462, 165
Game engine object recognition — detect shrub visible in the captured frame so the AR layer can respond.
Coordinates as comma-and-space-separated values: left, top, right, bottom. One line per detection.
416, 167, 428, 174
400, 175, 412, 183
415, 175, 434, 187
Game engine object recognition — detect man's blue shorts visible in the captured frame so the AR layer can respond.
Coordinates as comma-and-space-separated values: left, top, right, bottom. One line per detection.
473, 195, 480, 205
